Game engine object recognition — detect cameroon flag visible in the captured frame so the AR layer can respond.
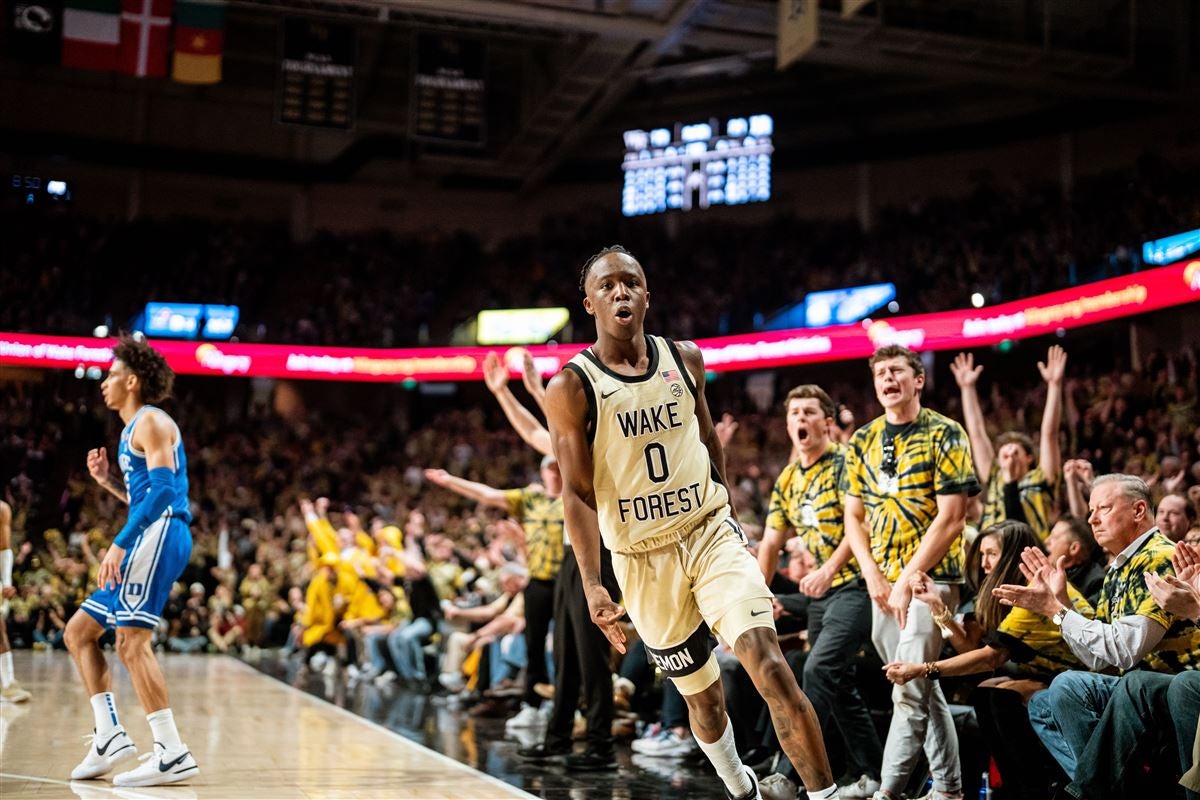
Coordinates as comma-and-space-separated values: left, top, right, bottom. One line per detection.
172, 0, 224, 84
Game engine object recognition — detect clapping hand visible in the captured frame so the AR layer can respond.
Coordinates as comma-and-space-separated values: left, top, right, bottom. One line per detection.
993, 547, 1067, 618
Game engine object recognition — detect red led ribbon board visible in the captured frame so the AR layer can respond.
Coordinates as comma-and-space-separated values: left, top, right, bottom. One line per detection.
2, 262, 1197, 382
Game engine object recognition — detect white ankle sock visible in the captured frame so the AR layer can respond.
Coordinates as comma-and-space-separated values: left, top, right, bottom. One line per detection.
90, 692, 120, 735
810, 785, 841, 799
147, 708, 182, 751
694, 718, 752, 796
0, 651, 13, 688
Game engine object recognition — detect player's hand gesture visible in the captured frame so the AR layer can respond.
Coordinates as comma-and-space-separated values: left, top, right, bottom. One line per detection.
585, 584, 627, 654
482, 352, 508, 394
97, 543, 126, 591
950, 353, 983, 389
1038, 345, 1068, 386
87, 447, 109, 483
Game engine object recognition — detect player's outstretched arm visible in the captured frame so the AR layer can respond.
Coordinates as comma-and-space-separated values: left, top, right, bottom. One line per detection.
544, 368, 627, 653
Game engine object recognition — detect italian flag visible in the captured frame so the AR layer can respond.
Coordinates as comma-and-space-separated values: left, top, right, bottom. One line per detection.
172, 0, 226, 84
63, 0, 121, 72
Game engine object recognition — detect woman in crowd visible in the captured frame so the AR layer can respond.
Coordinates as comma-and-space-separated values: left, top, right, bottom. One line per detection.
884, 521, 1091, 799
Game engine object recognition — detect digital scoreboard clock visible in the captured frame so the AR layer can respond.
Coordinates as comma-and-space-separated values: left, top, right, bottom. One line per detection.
621, 115, 774, 217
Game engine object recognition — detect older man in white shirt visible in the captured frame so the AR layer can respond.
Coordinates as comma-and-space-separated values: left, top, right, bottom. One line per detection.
993, 474, 1200, 785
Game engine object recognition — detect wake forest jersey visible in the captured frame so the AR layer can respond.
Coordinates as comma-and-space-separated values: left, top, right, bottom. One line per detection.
565, 335, 729, 554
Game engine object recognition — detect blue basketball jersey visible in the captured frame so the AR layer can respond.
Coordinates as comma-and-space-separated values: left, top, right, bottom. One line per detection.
83, 404, 194, 630
117, 405, 192, 526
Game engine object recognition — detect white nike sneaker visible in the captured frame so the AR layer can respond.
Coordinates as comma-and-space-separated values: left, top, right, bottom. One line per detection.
113, 741, 199, 787
71, 727, 138, 780
1, 682, 32, 703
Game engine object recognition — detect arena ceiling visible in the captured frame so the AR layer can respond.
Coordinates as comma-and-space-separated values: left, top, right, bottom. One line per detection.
1, 0, 1197, 191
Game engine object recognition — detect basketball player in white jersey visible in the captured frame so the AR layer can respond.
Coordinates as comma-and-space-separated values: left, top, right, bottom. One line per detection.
544, 246, 840, 800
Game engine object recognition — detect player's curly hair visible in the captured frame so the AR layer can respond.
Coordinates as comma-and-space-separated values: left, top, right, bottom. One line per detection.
578, 245, 635, 294
113, 334, 175, 404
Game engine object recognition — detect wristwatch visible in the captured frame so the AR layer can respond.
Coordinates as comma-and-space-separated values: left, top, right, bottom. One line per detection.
1052, 604, 1071, 626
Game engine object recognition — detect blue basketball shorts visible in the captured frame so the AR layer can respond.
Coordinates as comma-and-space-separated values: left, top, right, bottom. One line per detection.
81, 515, 193, 630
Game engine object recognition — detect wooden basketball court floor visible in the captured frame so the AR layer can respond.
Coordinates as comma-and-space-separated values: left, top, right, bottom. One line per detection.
0, 649, 538, 799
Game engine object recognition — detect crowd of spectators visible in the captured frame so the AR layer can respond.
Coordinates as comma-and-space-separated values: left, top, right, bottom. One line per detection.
4, 328, 1199, 797
3, 153, 1200, 798
1, 155, 1197, 348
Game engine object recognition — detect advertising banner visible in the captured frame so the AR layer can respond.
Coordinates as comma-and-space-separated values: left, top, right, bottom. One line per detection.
2, 262, 1197, 382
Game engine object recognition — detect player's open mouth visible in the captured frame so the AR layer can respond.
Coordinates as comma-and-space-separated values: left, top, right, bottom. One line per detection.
615, 308, 633, 321
797, 429, 809, 441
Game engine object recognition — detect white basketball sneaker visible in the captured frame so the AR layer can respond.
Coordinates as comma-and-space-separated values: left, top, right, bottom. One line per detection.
71, 727, 138, 780
113, 741, 199, 787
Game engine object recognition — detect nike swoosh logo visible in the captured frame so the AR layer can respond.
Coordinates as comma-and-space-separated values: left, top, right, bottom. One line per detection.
750, 609, 770, 617
159, 751, 192, 772
95, 731, 124, 756
600, 388, 620, 399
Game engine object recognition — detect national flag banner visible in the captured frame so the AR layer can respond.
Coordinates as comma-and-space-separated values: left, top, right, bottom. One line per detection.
8, 2, 64, 64
777, 0, 818, 70
117, 0, 172, 78
660, 369, 681, 383
62, 0, 120, 71
172, 0, 225, 84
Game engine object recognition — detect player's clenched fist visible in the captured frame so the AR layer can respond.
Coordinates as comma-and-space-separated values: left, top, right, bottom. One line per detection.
87, 447, 109, 482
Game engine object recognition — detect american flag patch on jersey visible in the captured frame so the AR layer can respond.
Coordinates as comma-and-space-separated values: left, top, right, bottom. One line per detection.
660, 369, 680, 382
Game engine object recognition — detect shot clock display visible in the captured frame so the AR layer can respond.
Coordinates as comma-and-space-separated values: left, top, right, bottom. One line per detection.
621, 115, 773, 217
11, 174, 71, 205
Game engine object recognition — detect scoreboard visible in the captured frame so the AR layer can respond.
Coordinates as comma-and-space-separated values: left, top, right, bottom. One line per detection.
621, 115, 774, 217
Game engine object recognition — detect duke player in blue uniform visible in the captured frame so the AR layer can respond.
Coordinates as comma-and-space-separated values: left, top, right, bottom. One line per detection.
63, 336, 199, 787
